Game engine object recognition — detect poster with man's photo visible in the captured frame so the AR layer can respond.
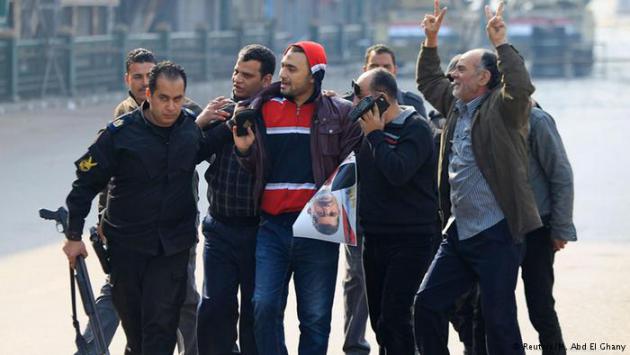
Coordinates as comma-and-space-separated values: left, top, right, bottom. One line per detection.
293, 152, 357, 246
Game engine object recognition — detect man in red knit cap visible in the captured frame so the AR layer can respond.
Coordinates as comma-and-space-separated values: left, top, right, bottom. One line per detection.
232, 41, 362, 355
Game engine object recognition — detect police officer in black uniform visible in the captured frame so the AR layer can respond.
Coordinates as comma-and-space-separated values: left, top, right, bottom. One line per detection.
62, 61, 232, 355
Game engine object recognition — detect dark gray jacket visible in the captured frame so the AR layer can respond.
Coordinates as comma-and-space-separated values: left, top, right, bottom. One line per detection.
397, 89, 427, 118
528, 106, 577, 241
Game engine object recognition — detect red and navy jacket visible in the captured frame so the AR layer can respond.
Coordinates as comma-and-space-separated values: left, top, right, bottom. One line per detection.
236, 82, 362, 216
260, 96, 317, 215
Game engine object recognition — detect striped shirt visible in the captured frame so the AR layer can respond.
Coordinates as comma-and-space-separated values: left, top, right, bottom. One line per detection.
260, 97, 317, 215
447, 95, 504, 240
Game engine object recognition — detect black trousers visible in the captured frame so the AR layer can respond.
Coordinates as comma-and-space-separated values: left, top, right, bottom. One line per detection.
197, 216, 258, 355
522, 226, 566, 355
109, 244, 189, 355
363, 232, 434, 355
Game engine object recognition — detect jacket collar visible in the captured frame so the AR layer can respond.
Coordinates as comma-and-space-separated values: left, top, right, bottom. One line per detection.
139, 100, 186, 130
128, 91, 144, 107
390, 106, 416, 126
455, 93, 488, 116
249, 81, 322, 110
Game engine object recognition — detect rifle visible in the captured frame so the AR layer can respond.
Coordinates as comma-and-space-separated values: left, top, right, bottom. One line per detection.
89, 226, 110, 275
39, 207, 110, 355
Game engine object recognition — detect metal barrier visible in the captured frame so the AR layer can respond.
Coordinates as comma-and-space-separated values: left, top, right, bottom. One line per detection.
0, 24, 374, 102
17, 38, 67, 98
0, 39, 10, 99
74, 35, 120, 93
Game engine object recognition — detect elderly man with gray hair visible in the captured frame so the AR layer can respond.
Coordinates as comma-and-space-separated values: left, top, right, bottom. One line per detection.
413, 1, 540, 354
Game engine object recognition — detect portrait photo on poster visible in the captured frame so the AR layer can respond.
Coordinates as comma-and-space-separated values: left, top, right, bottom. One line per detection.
293, 152, 357, 246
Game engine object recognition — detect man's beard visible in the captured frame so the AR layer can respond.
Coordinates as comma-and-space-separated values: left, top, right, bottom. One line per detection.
232, 90, 246, 102
280, 87, 296, 100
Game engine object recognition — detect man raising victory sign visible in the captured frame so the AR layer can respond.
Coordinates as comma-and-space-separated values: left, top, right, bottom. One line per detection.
414, 1, 539, 354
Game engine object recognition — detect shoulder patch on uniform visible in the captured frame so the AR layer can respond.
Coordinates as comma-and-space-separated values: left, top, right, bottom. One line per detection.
112, 118, 124, 127
106, 114, 133, 133
78, 155, 98, 172
182, 107, 196, 117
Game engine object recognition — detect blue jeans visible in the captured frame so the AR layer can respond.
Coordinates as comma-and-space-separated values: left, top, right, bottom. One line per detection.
197, 215, 258, 355
81, 275, 120, 351
414, 219, 525, 355
253, 213, 339, 355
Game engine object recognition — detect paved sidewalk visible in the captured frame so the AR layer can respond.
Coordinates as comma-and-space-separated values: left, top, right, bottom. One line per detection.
1, 239, 628, 354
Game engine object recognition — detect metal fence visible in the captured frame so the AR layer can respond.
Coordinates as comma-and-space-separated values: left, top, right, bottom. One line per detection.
0, 24, 373, 102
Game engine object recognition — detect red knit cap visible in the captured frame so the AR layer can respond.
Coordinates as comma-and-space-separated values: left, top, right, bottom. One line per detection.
285, 41, 327, 82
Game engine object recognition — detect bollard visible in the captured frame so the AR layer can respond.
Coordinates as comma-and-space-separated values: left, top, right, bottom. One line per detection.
114, 26, 128, 91
266, 19, 276, 54
309, 22, 319, 44
6, 34, 19, 101
235, 25, 244, 54
337, 23, 346, 61
64, 33, 76, 97
157, 24, 172, 61
196, 26, 211, 81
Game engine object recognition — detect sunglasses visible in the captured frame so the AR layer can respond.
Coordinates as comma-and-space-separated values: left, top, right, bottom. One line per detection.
351, 80, 361, 98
